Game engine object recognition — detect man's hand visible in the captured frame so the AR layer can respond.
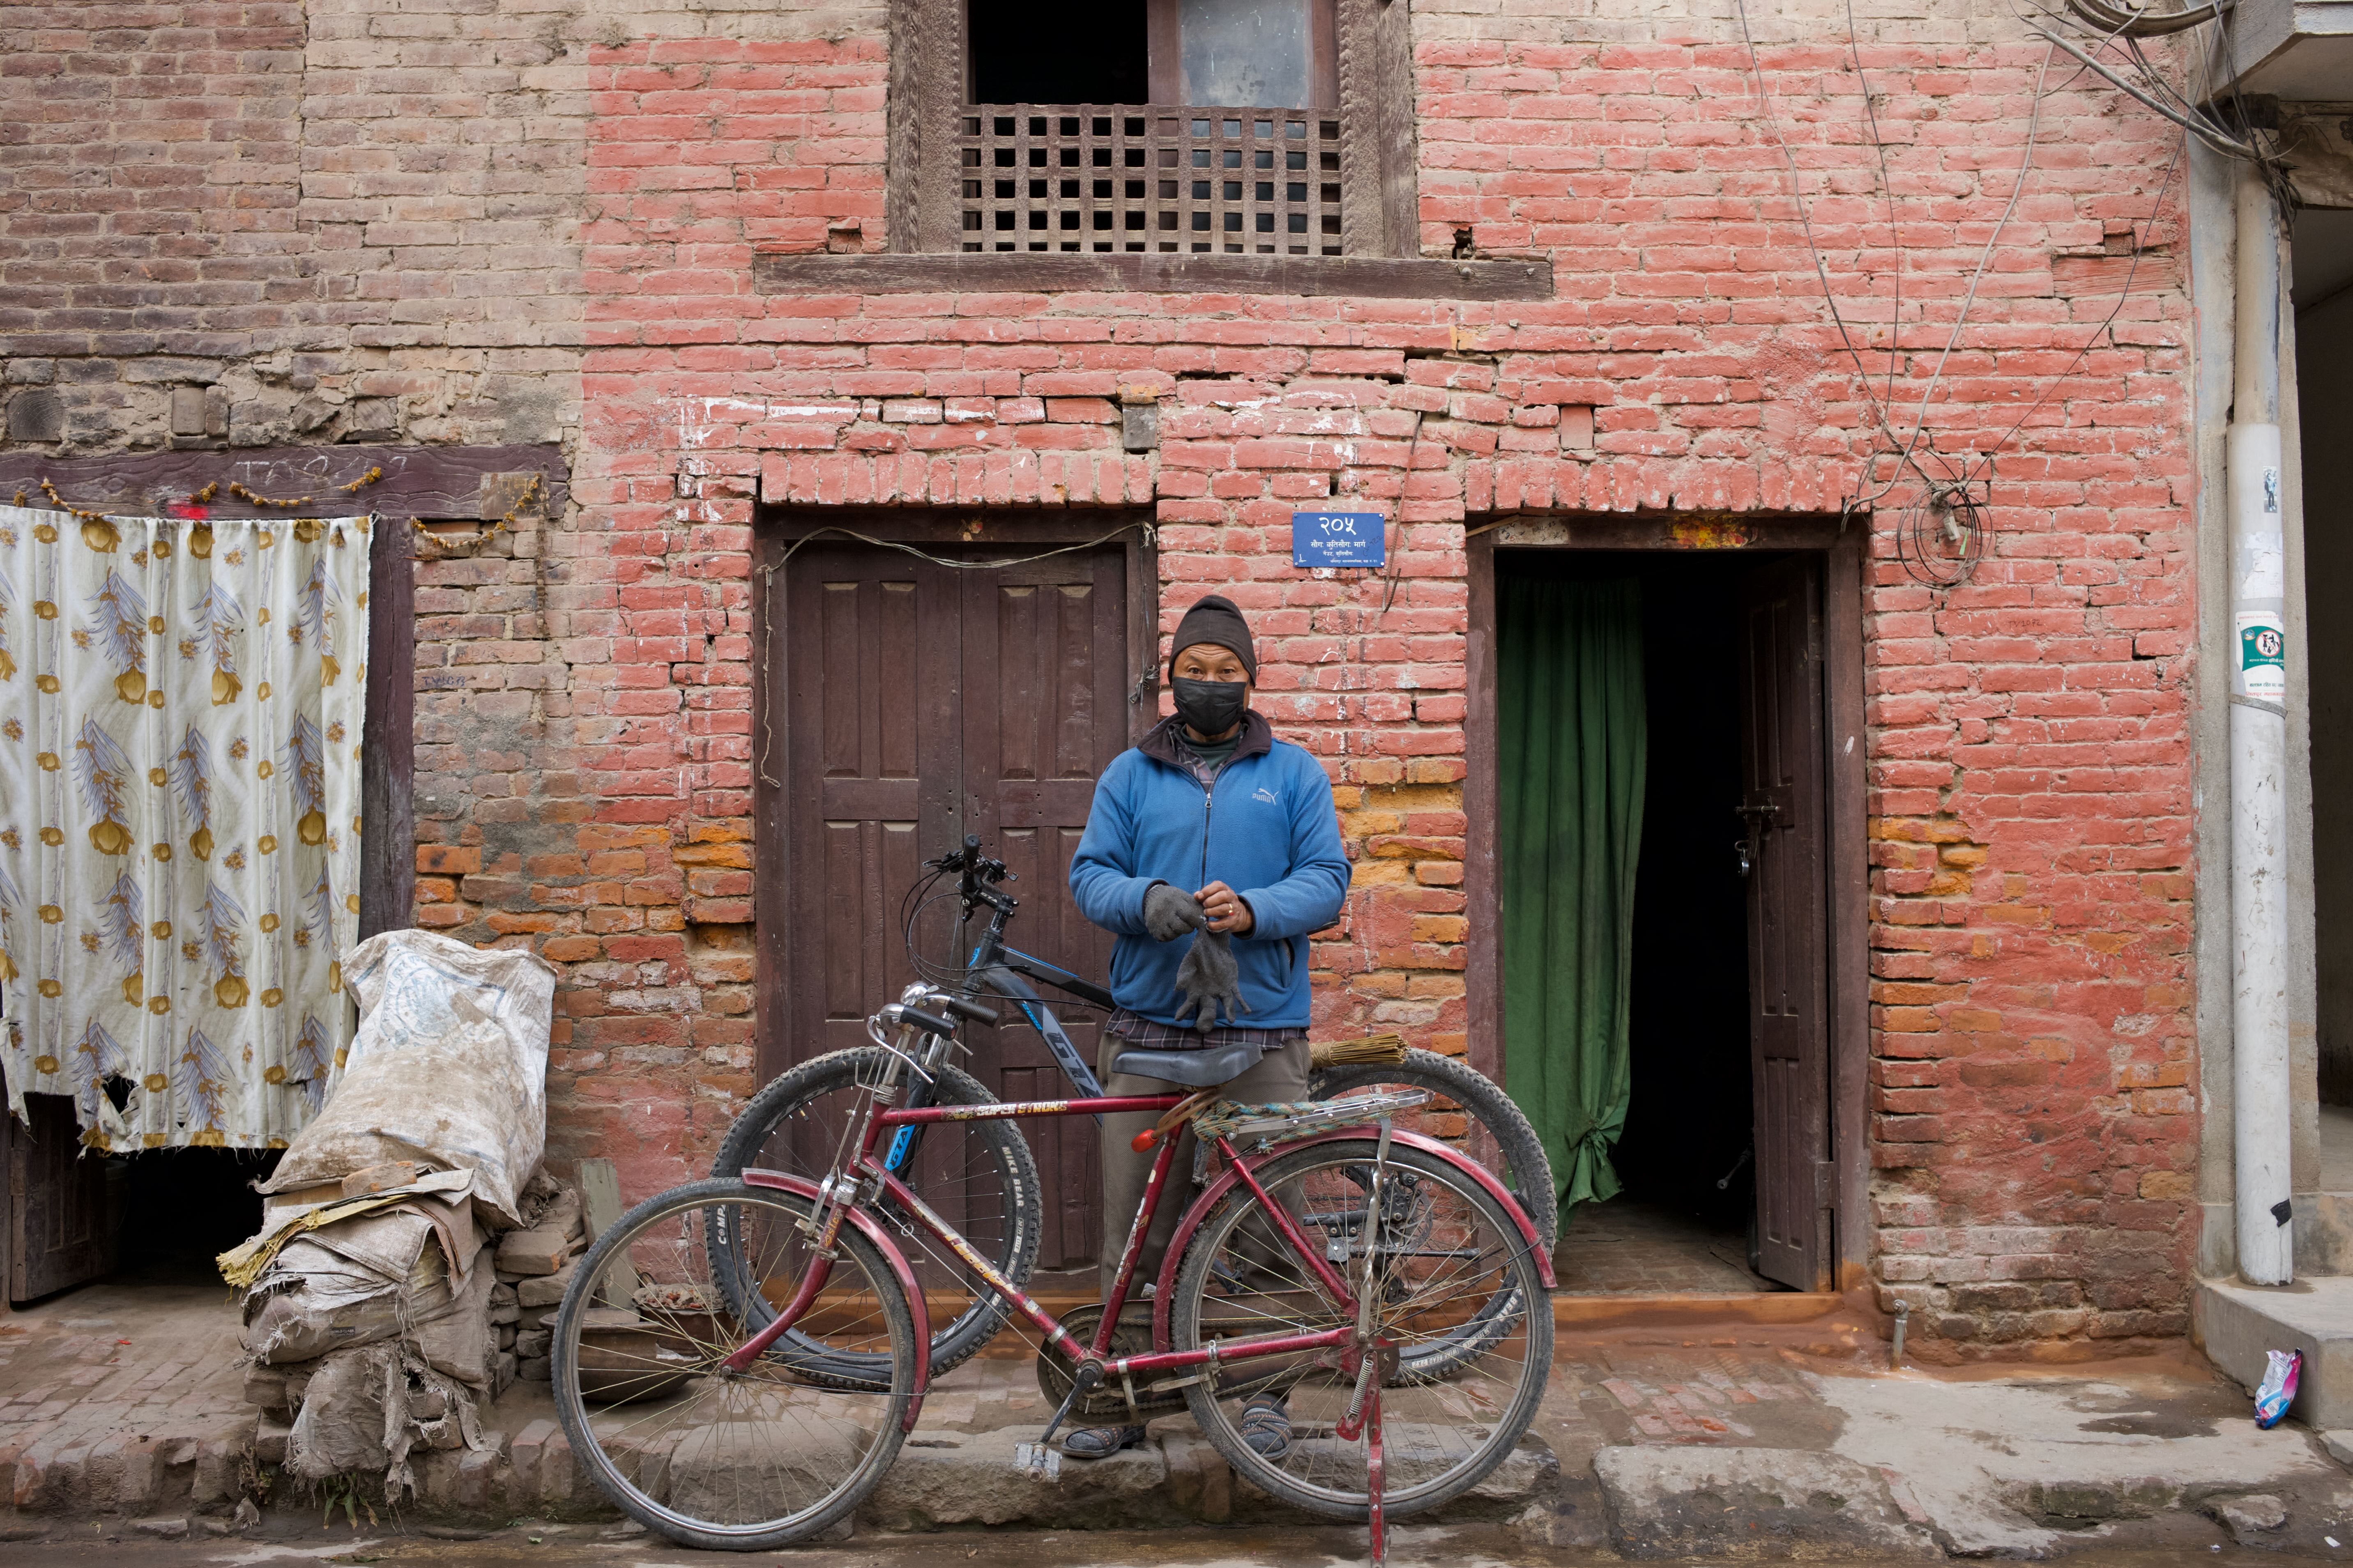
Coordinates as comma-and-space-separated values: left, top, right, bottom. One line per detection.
1195, 881, 1255, 935
1142, 881, 1210, 942
1172, 927, 1250, 1030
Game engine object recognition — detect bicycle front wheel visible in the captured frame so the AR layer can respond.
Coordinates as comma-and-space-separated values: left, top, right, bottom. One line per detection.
553, 1179, 918, 1551
1170, 1138, 1552, 1523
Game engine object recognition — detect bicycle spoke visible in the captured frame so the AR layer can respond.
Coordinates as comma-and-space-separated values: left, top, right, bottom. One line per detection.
555, 1183, 916, 1547
1174, 1140, 1549, 1522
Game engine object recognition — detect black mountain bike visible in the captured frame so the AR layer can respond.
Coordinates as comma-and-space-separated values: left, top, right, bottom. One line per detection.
708, 838, 1556, 1378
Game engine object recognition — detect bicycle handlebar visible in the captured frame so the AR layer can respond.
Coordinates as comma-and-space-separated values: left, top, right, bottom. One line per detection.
896, 1005, 960, 1038
927, 834, 1015, 908
938, 994, 1000, 1027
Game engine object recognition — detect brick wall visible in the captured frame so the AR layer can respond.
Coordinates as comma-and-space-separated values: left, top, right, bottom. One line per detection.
531, 0, 2196, 1357
0, 0, 2200, 1356
1, 0, 587, 450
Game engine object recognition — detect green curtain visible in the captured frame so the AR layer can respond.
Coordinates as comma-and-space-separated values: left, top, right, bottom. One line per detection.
1499, 576, 1647, 1218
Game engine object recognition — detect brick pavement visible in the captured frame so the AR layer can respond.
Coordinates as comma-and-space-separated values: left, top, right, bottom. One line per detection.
1552, 1199, 1780, 1296
0, 1278, 255, 1520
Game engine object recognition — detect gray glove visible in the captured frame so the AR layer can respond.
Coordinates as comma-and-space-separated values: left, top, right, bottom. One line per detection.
1172, 927, 1249, 1030
1142, 881, 1209, 942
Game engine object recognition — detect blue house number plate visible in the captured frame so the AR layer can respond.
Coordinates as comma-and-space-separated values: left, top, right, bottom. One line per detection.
1292, 511, 1386, 569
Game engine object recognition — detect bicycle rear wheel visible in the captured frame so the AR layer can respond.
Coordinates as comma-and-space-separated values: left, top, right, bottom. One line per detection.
707, 1048, 1040, 1380
1170, 1138, 1551, 1522
1310, 1048, 1556, 1251
1310, 1050, 1556, 1382
553, 1179, 918, 1551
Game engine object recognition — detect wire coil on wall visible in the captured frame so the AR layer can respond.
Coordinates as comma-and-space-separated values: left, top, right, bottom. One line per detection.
1892, 479, 1989, 589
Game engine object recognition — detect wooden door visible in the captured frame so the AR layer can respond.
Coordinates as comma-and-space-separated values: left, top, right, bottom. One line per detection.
9, 1094, 114, 1303
1737, 555, 1833, 1292
774, 540, 1131, 1269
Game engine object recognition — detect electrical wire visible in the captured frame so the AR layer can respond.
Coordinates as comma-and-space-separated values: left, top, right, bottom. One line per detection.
1956, 124, 2187, 487
1745, 0, 2259, 590
1860, 37, 2058, 513
1846, 0, 1904, 423
1734, 0, 1909, 453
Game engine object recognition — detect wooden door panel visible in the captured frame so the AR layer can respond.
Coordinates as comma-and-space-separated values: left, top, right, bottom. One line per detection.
10, 1093, 113, 1303
774, 538, 1132, 1270
961, 552, 1128, 1067
785, 550, 963, 1069
1738, 555, 1832, 1292
958, 552, 1128, 1270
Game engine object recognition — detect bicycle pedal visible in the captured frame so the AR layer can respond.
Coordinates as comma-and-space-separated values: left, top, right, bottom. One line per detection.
1011, 1442, 1062, 1480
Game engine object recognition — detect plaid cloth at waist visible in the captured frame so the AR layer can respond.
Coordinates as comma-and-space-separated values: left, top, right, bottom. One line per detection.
1104, 1007, 1303, 1055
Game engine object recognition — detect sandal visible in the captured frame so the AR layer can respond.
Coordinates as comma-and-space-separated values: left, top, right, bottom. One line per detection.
1059, 1423, 1146, 1460
1240, 1393, 1292, 1460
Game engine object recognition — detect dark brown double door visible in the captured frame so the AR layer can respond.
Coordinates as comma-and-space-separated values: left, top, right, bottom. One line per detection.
1737, 556, 1833, 1292
765, 540, 1136, 1271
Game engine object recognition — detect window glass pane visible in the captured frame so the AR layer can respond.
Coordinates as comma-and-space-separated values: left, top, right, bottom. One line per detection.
969, 0, 1147, 103
1181, 0, 1311, 108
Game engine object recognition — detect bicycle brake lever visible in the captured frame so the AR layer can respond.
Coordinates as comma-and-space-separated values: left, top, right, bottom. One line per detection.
863, 1014, 935, 1084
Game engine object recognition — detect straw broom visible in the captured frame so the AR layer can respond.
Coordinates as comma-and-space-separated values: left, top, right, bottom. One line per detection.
1310, 1032, 1409, 1069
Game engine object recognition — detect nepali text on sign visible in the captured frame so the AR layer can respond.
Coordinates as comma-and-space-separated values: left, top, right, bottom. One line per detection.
1291, 511, 1386, 570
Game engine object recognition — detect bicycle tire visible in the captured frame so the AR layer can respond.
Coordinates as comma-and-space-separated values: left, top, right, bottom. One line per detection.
707, 1048, 1041, 1381
553, 1179, 918, 1551
1310, 1048, 1557, 1251
1310, 1051, 1554, 1382
1169, 1138, 1552, 1523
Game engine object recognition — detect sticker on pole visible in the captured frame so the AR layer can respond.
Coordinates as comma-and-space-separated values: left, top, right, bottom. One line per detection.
1292, 512, 1386, 570
2238, 613, 2285, 703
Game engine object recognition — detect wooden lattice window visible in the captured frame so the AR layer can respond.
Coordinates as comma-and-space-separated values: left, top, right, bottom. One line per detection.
959, 110, 1342, 255
889, 0, 1418, 261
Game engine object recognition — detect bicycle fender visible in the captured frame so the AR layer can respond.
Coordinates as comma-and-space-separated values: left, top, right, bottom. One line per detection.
1149, 1127, 1557, 1347
741, 1168, 932, 1430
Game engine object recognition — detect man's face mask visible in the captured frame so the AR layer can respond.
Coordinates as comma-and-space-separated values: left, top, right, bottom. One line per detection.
1172, 676, 1248, 738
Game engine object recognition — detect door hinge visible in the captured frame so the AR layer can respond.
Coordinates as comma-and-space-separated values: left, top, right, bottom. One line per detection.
1814, 1159, 1838, 1210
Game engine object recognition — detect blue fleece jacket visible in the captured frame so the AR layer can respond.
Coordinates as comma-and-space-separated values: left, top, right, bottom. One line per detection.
1069, 712, 1350, 1030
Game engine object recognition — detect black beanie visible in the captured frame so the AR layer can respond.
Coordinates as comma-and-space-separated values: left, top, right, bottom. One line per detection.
1167, 593, 1257, 682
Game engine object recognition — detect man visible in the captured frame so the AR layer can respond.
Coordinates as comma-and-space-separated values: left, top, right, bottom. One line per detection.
1065, 592, 1350, 1460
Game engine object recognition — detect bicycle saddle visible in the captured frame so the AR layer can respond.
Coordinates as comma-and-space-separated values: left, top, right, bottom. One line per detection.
1111, 1041, 1262, 1088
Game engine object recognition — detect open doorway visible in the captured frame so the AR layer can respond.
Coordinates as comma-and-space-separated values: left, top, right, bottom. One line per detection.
0, 1095, 278, 1303
2298, 206, 2353, 1198
1492, 545, 1837, 1294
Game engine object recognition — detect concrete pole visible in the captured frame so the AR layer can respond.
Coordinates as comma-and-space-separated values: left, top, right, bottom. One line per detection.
2230, 162, 2292, 1286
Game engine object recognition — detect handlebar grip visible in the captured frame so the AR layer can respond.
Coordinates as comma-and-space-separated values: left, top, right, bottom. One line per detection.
941, 996, 1000, 1027
898, 1007, 960, 1038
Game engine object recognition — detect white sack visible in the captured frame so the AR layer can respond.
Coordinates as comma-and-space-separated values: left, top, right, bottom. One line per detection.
258, 929, 555, 1226
243, 1212, 457, 1365
283, 1340, 488, 1496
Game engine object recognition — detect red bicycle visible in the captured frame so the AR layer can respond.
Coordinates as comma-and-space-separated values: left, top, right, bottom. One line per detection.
550, 989, 1556, 1560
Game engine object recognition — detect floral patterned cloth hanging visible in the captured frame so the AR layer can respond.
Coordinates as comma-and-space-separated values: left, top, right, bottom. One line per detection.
0, 505, 373, 1151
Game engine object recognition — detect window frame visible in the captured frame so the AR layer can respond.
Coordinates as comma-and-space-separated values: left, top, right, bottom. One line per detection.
886, 0, 1418, 260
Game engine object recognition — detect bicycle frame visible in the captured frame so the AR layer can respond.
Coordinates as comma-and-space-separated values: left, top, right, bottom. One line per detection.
730, 1091, 1364, 1383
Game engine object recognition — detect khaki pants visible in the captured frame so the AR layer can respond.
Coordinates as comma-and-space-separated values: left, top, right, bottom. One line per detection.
1097, 1035, 1311, 1301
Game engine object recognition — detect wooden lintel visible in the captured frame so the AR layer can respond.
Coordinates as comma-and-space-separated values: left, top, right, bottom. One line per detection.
1484, 514, 1851, 551
753, 251, 1554, 301
0, 443, 571, 522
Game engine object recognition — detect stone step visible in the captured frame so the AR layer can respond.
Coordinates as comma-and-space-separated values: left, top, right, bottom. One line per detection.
2195, 1275, 2353, 1427
2295, 1191, 2353, 1275
0, 1400, 1556, 1536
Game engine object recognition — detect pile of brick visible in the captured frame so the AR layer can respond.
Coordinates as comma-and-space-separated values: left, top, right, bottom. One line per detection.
490, 1175, 590, 1384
